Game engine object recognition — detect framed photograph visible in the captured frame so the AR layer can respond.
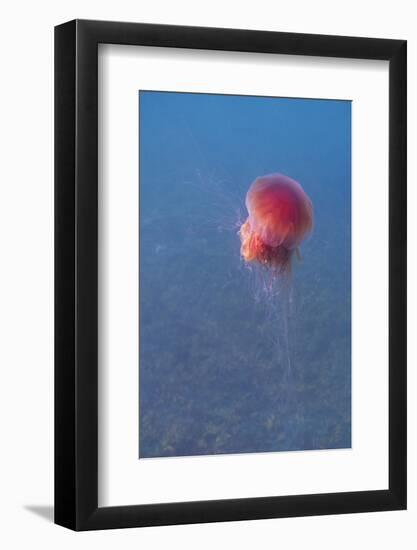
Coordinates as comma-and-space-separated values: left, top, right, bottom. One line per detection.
55, 19, 406, 530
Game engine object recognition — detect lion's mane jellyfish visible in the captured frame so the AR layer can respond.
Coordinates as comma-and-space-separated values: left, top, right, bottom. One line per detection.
239, 173, 313, 274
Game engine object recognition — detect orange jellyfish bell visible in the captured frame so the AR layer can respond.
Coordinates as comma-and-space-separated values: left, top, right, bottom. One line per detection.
239, 173, 313, 272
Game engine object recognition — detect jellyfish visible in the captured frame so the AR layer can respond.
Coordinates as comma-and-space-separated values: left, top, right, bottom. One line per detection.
239, 173, 313, 274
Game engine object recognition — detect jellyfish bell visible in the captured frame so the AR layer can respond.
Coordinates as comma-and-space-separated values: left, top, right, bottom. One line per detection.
239, 173, 313, 273
246, 174, 313, 249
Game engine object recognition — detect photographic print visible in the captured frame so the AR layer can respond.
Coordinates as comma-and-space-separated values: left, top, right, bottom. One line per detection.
55, 21, 406, 529
139, 90, 351, 459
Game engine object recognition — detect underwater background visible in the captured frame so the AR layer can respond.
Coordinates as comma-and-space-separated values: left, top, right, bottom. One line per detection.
139, 91, 351, 458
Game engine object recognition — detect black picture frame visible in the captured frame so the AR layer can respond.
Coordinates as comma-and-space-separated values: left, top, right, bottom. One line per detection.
55, 19, 407, 531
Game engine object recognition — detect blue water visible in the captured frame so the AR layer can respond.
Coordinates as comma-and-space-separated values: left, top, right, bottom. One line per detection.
139, 91, 351, 458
